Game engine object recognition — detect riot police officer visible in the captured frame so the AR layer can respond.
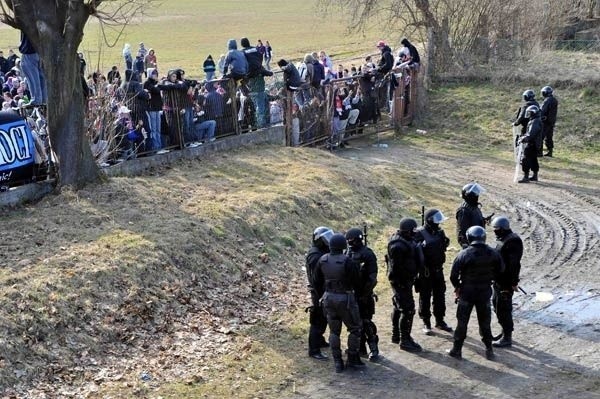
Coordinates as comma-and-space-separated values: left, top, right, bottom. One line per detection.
305, 226, 334, 360
448, 226, 505, 360
313, 233, 364, 373
540, 86, 558, 157
513, 89, 540, 151
456, 182, 491, 249
387, 217, 424, 352
345, 227, 379, 361
518, 105, 542, 183
491, 216, 523, 348
414, 209, 452, 334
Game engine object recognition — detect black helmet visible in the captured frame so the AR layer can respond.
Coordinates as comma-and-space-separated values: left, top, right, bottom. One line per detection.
466, 226, 486, 245
525, 105, 540, 119
541, 86, 553, 98
424, 209, 447, 227
491, 216, 510, 231
345, 227, 364, 247
522, 89, 535, 101
461, 182, 484, 202
329, 233, 348, 252
312, 226, 334, 249
399, 217, 418, 233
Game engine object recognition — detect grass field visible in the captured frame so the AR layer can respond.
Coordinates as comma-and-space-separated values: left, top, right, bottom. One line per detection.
0, 0, 383, 79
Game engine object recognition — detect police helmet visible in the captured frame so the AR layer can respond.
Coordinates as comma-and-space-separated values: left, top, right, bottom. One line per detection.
541, 86, 553, 98
399, 217, 418, 233
425, 209, 448, 226
461, 182, 484, 201
491, 216, 510, 231
345, 227, 364, 247
466, 226, 486, 245
525, 105, 540, 119
522, 89, 535, 101
329, 233, 348, 251
312, 226, 334, 248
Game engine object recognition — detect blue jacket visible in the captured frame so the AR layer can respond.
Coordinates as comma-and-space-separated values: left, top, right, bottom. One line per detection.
224, 39, 248, 76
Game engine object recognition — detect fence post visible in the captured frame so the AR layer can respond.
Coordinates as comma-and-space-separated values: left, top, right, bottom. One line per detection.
228, 78, 241, 135
285, 90, 293, 145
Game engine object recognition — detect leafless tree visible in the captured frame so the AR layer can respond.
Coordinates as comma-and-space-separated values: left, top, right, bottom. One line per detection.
0, 0, 154, 189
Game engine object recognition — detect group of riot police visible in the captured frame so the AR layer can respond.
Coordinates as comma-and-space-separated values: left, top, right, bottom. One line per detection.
513, 86, 559, 183
304, 182, 524, 372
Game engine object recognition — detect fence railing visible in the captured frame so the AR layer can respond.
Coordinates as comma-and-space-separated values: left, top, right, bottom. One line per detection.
1, 66, 420, 192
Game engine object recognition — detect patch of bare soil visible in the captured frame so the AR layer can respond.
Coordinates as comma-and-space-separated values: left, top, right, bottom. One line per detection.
289, 135, 600, 398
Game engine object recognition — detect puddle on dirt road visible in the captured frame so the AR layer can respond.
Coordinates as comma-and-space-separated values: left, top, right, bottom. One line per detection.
524, 290, 600, 325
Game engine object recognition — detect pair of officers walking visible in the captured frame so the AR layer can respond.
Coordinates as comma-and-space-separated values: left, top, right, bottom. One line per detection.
305, 183, 523, 372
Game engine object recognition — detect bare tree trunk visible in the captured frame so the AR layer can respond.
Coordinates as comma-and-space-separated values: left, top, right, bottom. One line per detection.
44, 45, 101, 188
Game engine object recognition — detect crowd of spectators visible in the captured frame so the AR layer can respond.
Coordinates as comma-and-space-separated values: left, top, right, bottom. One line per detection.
1, 36, 419, 170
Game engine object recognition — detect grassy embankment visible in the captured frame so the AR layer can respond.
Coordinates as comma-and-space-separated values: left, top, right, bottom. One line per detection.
1, 76, 598, 396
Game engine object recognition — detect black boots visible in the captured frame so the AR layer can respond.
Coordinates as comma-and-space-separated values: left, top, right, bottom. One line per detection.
518, 173, 530, 183
530, 171, 538, 182
347, 353, 366, 368
493, 332, 512, 348
334, 357, 345, 373
447, 340, 462, 359
485, 344, 495, 360
391, 311, 400, 344
400, 337, 423, 352
367, 338, 380, 362
422, 318, 433, 335
544, 150, 553, 157
309, 352, 328, 361
435, 319, 453, 332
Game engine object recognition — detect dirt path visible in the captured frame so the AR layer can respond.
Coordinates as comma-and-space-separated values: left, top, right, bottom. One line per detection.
290, 136, 600, 398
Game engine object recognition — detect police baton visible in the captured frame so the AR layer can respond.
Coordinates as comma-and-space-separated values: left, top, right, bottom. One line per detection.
363, 223, 368, 247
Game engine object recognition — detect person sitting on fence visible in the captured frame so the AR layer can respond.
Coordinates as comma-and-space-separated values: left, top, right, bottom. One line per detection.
223, 39, 248, 84
277, 59, 302, 92
400, 38, 420, 69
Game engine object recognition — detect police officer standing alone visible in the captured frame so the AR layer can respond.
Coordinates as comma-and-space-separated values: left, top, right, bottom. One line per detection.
387, 218, 424, 352
540, 86, 558, 157
448, 226, 505, 360
305, 226, 334, 360
345, 227, 380, 361
414, 209, 453, 334
491, 216, 523, 348
313, 233, 364, 372
456, 182, 491, 249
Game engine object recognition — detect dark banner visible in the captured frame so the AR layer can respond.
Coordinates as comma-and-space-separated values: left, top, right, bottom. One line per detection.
0, 111, 36, 188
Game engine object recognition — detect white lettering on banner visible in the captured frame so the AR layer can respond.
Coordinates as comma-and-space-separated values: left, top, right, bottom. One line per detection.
0, 125, 32, 167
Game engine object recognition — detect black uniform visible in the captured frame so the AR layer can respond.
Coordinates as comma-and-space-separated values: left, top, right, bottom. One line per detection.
540, 94, 558, 154
313, 253, 362, 363
514, 99, 540, 136
414, 225, 450, 327
387, 232, 424, 347
492, 231, 523, 338
521, 114, 542, 177
347, 244, 378, 355
450, 243, 504, 352
456, 202, 485, 249
305, 245, 329, 356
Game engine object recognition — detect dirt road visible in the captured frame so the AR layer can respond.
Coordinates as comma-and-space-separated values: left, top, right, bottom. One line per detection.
290, 136, 600, 398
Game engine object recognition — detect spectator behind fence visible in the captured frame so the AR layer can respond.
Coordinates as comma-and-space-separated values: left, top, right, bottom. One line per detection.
107, 65, 122, 86
143, 68, 165, 152
277, 59, 301, 92
158, 69, 188, 148
19, 31, 47, 106
135, 52, 146, 78
194, 94, 217, 143
138, 42, 148, 58
123, 43, 133, 70
241, 37, 272, 128
264, 40, 273, 70
204, 81, 226, 135
203, 54, 216, 81
400, 38, 420, 68
217, 54, 226, 77
223, 39, 248, 83
119, 69, 150, 151
144, 49, 157, 74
